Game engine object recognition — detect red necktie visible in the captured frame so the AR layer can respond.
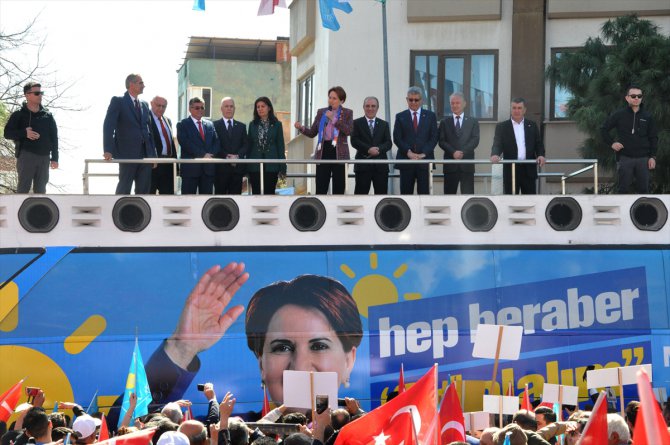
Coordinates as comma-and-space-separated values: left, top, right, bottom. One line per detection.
412, 111, 418, 131
197, 120, 205, 141
158, 117, 171, 156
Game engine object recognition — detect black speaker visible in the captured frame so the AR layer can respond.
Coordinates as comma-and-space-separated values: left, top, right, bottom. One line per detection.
630, 197, 668, 231
546, 197, 582, 231
112, 197, 151, 232
375, 198, 411, 232
461, 198, 497, 232
289, 198, 326, 231
18, 197, 59, 233
202, 198, 239, 231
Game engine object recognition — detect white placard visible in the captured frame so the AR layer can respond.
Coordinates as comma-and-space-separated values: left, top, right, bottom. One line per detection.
586, 364, 652, 389
283, 370, 338, 410
472, 324, 523, 360
483, 395, 519, 415
464, 411, 490, 432
542, 383, 579, 406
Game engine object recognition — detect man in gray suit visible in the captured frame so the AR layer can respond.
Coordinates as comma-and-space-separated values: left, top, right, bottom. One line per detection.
438, 92, 480, 194
103, 73, 157, 194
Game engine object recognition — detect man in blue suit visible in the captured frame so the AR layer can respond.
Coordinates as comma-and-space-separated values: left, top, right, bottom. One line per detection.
393, 86, 438, 194
103, 74, 157, 194
177, 97, 219, 194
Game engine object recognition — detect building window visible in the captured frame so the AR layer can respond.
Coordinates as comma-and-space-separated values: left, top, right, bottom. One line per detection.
297, 72, 314, 131
550, 49, 576, 120
410, 51, 497, 120
188, 87, 212, 119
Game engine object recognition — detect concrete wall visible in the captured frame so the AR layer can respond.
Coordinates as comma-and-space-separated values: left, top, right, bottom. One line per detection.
177, 58, 291, 127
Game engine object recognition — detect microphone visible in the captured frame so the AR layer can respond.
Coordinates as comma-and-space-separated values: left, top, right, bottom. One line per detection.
327, 106, 333, 111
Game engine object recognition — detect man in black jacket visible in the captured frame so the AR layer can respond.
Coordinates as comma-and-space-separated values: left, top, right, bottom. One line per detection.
350, 96, 392, 194
213, 97, 248, 195
601, 86, 658, 193
3, 82, 59, 193
149, 96, 178, 194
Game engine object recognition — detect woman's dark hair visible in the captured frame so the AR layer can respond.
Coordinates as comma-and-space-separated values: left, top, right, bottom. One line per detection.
328, 86, 346, 103
253, 96, 277, 123
245, 275, 363, 357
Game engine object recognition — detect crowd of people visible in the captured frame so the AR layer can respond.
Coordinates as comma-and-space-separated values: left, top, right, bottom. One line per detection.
4, 76, 657, 196
2, 384, 670, 445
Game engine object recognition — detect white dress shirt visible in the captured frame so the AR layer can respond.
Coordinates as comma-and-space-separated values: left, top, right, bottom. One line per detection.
512, 118, 526, 160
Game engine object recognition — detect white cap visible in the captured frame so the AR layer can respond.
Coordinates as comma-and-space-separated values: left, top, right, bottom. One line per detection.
156, 431, 191, 445
73, 414, 102, 439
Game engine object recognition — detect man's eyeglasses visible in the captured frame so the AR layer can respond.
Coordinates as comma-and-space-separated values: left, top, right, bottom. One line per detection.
629, 94, 643, 99
28, 91, 44, 96
407, 98, 421, 103
191, 106, 205, 110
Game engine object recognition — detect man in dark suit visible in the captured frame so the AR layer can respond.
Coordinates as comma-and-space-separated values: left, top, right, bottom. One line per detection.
490, 98, 546, 194
103, 73, 156, 194
438, 92, 480, 194
176, 97, 219, 194
149, 96, 178, 194
213, 97, 247, 194
350, 96, 392, 194
393, 86, 438, 195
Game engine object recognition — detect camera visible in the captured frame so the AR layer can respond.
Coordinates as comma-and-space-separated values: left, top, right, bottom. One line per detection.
25, 387, 40, 397
315, 395, 328, 414
197, 384, 205, 391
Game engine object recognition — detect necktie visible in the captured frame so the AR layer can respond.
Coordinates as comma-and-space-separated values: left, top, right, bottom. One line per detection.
455, 115, 461, 133
197, 120, 205, 141
134, 99, 141, 118
227, 120, 232, 132
412, 112, 418, 131
368, 119, 374, 135
158, 117, 171, 156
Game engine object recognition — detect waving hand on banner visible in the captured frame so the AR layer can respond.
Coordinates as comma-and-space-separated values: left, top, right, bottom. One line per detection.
165, 263, 249, 369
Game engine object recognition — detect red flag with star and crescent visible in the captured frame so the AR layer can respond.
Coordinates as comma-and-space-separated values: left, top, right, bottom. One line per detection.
335, 365, 437, 445
438, 382, 465, 444
0, 379, 23, 422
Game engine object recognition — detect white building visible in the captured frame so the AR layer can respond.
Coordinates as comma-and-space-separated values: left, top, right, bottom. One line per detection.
286, 0, 670, 194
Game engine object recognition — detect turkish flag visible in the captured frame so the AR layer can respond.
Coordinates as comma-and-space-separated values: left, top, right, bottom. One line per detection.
98, 414, 110, 442
633, 369, 670, 445
96, 427, 155, 445
576, 390, 608, 445
520, 386, 531, 411
335, 366, 437, 445
398, 364, 405, 394
0, 380, 23, 422
262, 387, 270, 417
438, 382, 465, 444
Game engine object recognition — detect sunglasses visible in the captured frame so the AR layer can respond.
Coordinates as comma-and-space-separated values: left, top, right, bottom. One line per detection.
28, 91, 44, 96
629, 94, 643, 99
191, 106, 205, 110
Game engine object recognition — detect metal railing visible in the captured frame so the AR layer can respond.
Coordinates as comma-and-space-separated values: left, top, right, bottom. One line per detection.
83, 158, 598, 195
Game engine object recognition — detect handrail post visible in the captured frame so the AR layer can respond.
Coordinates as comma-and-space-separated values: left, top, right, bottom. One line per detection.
594, 161, 599, 195
260, 161, 265, 195
429, 161, 434, 194
83, 160, 89, 195
173, 162, 178, 195
344, 161, 349, 194
511, 162, 516, 195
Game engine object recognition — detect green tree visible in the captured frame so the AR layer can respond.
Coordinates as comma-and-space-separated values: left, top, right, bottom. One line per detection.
546, 14, 670, 193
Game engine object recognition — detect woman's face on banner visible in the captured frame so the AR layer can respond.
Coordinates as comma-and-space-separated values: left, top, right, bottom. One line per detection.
258, 304, 357, 403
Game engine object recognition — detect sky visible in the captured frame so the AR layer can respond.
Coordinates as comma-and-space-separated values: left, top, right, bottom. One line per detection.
0, 0, 290, 193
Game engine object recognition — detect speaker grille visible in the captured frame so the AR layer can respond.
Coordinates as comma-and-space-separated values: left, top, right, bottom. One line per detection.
18, 198, 59, 233
202, 198, 239, 231
546, 197, 582, 231
112, 197, 151, 232
289, 198, 326, 231
630, 197, 668, 231
375, 198, 411, 232
461, 198, 497, 232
